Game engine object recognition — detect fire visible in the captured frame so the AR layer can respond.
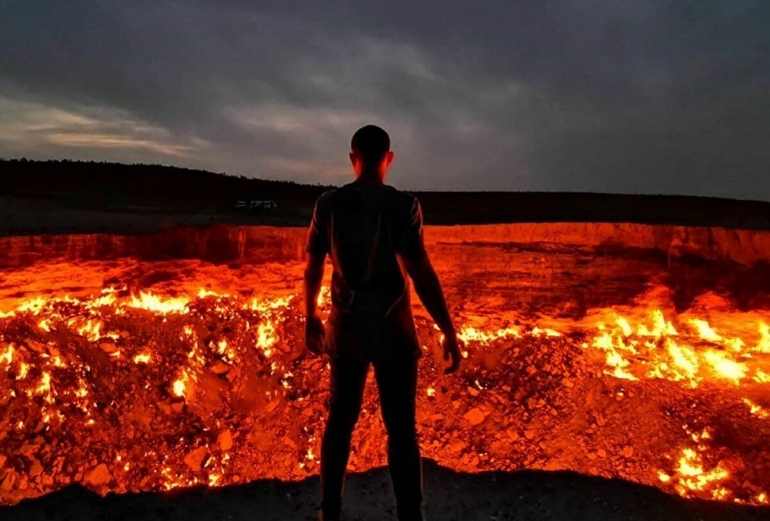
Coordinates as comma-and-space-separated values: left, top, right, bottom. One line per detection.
1, 344, 13, 365
172, 377, 186, 398
670, 447, 731, 500
256, 321, 278, 357
690, 319, 722, 343
129, 292, 190, 315
576, 307, 770, 388
133, 353, 152, 364
744, 399, 770, 419
0, 262, 769, 507
757, 322, 770, 353
458, 325, 521, 343
655, 427, 734, 501
73, 319, 102, 342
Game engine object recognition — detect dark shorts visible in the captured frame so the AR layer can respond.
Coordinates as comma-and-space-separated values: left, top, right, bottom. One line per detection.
324, 320, 422, 361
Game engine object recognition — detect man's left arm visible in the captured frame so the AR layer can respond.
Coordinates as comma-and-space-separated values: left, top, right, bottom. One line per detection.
304, 196, 329, 354
304, 252, 326, 353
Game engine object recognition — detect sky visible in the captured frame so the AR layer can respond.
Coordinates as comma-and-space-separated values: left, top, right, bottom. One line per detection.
0, 1, 768, 198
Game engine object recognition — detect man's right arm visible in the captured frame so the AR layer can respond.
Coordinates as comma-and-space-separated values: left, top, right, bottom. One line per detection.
399, 196, 461, 373
402, 252, 454, 336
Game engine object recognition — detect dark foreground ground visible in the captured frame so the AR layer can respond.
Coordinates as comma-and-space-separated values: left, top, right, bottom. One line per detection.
1, 461, 768, 521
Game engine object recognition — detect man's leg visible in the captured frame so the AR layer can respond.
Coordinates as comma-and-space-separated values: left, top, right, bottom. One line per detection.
320, 357, 369, 520
373, 358, 423, 521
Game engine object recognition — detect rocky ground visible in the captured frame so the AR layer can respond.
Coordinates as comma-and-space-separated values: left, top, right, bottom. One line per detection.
3, 182, 770, 520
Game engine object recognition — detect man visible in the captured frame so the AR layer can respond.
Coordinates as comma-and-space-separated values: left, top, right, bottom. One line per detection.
304, 125, 461, 521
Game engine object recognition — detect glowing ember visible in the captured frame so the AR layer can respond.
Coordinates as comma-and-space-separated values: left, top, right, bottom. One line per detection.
133, 353, 151, 364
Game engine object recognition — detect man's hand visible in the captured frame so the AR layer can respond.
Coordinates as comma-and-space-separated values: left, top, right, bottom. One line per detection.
305, 312, 326, 355
442, 331, 462, 374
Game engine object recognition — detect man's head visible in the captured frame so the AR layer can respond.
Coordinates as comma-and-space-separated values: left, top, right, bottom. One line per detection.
350, 125, 394, 181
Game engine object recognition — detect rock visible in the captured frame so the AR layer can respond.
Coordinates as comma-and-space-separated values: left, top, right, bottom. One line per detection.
84, 463, 111, 486
184, 447, 208, 472
524, 430, 535, 440
211, 362, 230, 375
597, 449, 607, 458
622, 446, 634, 458
0, 455, 6, 468
467, 386, 480, 397
26, 340, 47, 353
464, 408, 486, 426
218, 430, 233, 451
30, 459, 43, 477
99, 342, 117, 354
1, 472, 15, 491
20, 443, 37, 457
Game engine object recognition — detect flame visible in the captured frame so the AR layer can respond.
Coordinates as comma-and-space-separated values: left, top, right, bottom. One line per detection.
573, 309, 769, 388
76, 319, 102, 342
1, 344, 14, 365
690, 319, 722, 343
129, 292, 190, 314
744, 399, 770, 419
663, 447, 731, 500
172, 376, 187, 398
757, 322, 770, 353
458, 325, 521, 343
1, 278, 769, 506
133, 353, 152, 364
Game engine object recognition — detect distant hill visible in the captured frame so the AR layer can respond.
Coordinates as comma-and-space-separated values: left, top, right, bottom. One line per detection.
0, 159, 329, 210
2, 159, 770, 231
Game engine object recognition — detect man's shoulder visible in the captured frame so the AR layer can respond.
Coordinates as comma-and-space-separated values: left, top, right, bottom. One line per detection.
315, 183, 419, 214
382, 184, 419, 209
313, 188, 338, 210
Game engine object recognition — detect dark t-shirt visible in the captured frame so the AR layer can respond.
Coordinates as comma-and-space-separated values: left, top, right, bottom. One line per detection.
306, 181, 424, 361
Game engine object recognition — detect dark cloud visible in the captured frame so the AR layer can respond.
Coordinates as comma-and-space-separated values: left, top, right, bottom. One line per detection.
0, 0, 768, 197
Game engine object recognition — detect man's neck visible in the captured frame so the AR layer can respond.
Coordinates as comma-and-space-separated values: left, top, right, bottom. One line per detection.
355, 171, 385, 186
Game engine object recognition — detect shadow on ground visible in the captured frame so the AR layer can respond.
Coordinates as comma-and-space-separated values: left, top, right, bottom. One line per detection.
1, 460, 768, 521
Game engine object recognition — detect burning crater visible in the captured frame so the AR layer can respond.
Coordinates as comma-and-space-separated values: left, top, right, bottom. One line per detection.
1, 223, 770, 506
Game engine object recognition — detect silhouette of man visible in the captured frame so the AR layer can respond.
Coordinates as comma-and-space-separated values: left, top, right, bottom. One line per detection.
304, 125, 462, 521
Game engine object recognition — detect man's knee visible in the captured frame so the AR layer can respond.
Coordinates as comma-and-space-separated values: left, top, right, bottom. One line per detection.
326, 401, 363, 437
383, 416, 418, 445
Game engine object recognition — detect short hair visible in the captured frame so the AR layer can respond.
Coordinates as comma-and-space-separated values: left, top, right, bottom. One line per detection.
351, 125, 390, 165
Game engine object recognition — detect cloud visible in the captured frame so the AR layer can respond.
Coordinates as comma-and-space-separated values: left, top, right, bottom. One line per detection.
0, 97, 209, 160
0, 0, 768, 198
